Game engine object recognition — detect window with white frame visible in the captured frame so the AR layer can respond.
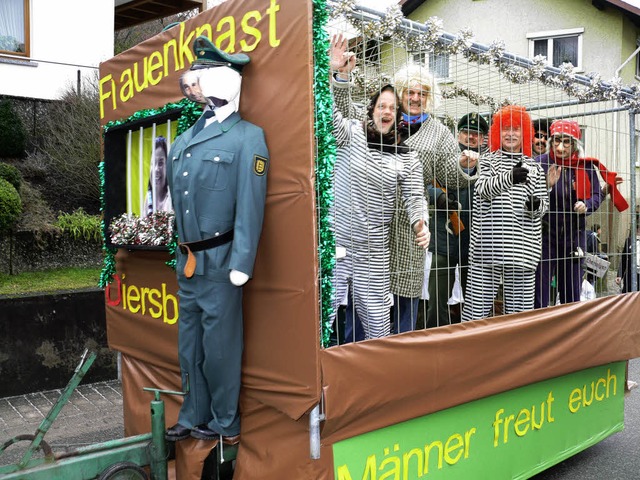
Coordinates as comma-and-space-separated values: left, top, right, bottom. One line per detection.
527, 28, 584, 70
0, 0, 29, 56
413, 51, 450, 80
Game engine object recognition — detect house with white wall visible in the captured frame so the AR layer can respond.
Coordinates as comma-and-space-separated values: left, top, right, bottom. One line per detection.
399, 0, 640, 84
0, 0, 115, 100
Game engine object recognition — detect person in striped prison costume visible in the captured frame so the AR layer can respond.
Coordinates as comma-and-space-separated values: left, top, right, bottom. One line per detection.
330, 35, 476, 336
330, 84, 430, 339
462, 105, 548, 321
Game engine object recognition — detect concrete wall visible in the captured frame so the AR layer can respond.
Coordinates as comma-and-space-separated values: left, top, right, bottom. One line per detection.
0, 289, 115, 397
0, 0, 115, 100
0, 231, 102, 275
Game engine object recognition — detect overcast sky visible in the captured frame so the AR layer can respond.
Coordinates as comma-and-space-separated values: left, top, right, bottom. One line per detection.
357, 0, 399, 10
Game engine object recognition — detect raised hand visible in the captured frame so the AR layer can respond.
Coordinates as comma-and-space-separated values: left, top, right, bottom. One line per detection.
330, 33, 356, 74
546, 164, 562, 188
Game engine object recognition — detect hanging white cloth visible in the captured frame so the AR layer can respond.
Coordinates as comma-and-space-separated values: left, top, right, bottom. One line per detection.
420, 251, 433, 300
580, 278, 596, 301
448, 264, 465, 305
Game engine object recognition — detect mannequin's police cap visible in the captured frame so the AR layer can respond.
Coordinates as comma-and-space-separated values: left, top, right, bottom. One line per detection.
191, 35, 250, 73
457, 112, 489, 135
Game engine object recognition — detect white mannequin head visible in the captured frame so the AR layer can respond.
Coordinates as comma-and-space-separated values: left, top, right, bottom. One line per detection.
197, 66, 242, 113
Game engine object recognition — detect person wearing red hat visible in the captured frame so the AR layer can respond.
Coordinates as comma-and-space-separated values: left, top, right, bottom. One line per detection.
534, 119, 627, 307
462, 105, 548, 321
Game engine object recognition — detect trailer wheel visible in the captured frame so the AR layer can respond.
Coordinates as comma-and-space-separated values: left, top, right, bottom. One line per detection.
97, 461, 149, 480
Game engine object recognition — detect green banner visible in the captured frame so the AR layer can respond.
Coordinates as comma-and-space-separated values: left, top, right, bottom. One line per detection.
333, 362, 625, 480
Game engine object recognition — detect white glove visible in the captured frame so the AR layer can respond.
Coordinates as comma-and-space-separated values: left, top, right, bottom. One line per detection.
230, 269, 249, 286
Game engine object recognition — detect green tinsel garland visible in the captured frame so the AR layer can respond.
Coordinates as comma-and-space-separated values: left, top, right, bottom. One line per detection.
98, 160, 117, 289
99, 98, 202, 287
313, 0, 337, 347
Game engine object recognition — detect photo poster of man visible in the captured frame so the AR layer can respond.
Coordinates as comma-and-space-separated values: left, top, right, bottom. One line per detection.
126, 120, 177, 216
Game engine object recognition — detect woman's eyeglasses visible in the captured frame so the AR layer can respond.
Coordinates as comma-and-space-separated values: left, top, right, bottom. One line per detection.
552, 136, 573, 148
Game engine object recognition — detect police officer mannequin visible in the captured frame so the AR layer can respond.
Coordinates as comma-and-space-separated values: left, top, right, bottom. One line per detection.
165, 36, 269, 444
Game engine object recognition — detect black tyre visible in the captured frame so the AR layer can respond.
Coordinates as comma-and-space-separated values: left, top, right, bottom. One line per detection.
97, 461, 149, 480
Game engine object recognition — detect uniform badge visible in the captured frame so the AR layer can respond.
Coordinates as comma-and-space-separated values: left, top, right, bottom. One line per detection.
253, 155, 268, 176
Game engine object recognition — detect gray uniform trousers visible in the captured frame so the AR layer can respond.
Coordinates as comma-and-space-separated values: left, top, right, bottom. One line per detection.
177, 273, 243, 436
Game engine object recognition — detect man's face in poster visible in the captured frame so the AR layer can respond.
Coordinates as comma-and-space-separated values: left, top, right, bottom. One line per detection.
180, 70, 206, 104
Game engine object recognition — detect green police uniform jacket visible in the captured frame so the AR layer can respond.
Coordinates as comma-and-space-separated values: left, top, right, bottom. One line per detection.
167, 111, 269, 279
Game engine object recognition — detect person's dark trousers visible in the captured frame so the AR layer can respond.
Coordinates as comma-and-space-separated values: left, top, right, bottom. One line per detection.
343, 295, 366, 344
426, 253, 455, 328
343, 293, 417, 343
390, 295, 419, 333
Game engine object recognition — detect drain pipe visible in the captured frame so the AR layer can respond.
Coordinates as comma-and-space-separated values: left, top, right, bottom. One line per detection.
310, 403, 325, 459
612, 44, 640, 163
611, 45, 640, 251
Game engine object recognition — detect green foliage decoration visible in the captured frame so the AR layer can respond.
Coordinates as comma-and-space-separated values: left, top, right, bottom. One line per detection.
313, 0, 337, 347
55, 208, 102, 242
0, 177, 22, 234
0, 162, 22, 191
0, 100, 27, 158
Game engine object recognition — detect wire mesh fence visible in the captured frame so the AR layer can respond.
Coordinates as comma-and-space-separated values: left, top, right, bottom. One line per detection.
320, 3, 639, 346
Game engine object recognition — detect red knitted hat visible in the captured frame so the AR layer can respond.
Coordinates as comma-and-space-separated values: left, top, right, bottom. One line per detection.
488, 105, 534, 157
550, 119, 581, 140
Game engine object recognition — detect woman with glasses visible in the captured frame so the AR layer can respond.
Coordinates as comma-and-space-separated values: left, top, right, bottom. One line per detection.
533, 120, 602, 308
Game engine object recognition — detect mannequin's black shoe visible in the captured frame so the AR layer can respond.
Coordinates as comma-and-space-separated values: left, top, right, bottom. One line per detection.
165, 423, 191, 441
190, 424, 219, 441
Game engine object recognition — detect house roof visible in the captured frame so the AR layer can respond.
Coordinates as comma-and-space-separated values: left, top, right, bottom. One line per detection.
114, 0, 205, 31
400, 0, 640, 24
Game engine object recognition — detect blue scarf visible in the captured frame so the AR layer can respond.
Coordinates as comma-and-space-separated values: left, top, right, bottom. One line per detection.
401, 112, 430, 125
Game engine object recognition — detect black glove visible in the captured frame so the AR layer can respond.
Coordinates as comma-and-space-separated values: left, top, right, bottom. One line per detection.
436, 192, 458, 211
524, 196, 541, 212
512, 161, 529, 185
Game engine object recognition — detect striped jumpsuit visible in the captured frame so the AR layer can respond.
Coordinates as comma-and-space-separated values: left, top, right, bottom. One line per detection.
462, 150, 548, 321
332, 106, 427, 339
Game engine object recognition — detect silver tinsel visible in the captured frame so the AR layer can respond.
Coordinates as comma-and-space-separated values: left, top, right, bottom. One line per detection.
448, 27, 474, 54
329, 0, 356, 21
379, 4, 404, 37
328, 2, 639, 113
441, 85, 502, 111
110, 211, 175, 246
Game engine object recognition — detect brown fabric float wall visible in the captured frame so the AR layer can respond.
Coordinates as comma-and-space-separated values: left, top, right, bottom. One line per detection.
102, 0, 321, 420
102, 1, 640, 478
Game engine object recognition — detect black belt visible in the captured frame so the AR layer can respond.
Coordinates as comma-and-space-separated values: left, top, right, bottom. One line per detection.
179, 230, 234, 279
179, 230, 234, 254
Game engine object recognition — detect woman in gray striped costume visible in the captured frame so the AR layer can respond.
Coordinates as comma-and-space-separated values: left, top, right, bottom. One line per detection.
332, 85, 430, 339
462, 105, 548, 321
